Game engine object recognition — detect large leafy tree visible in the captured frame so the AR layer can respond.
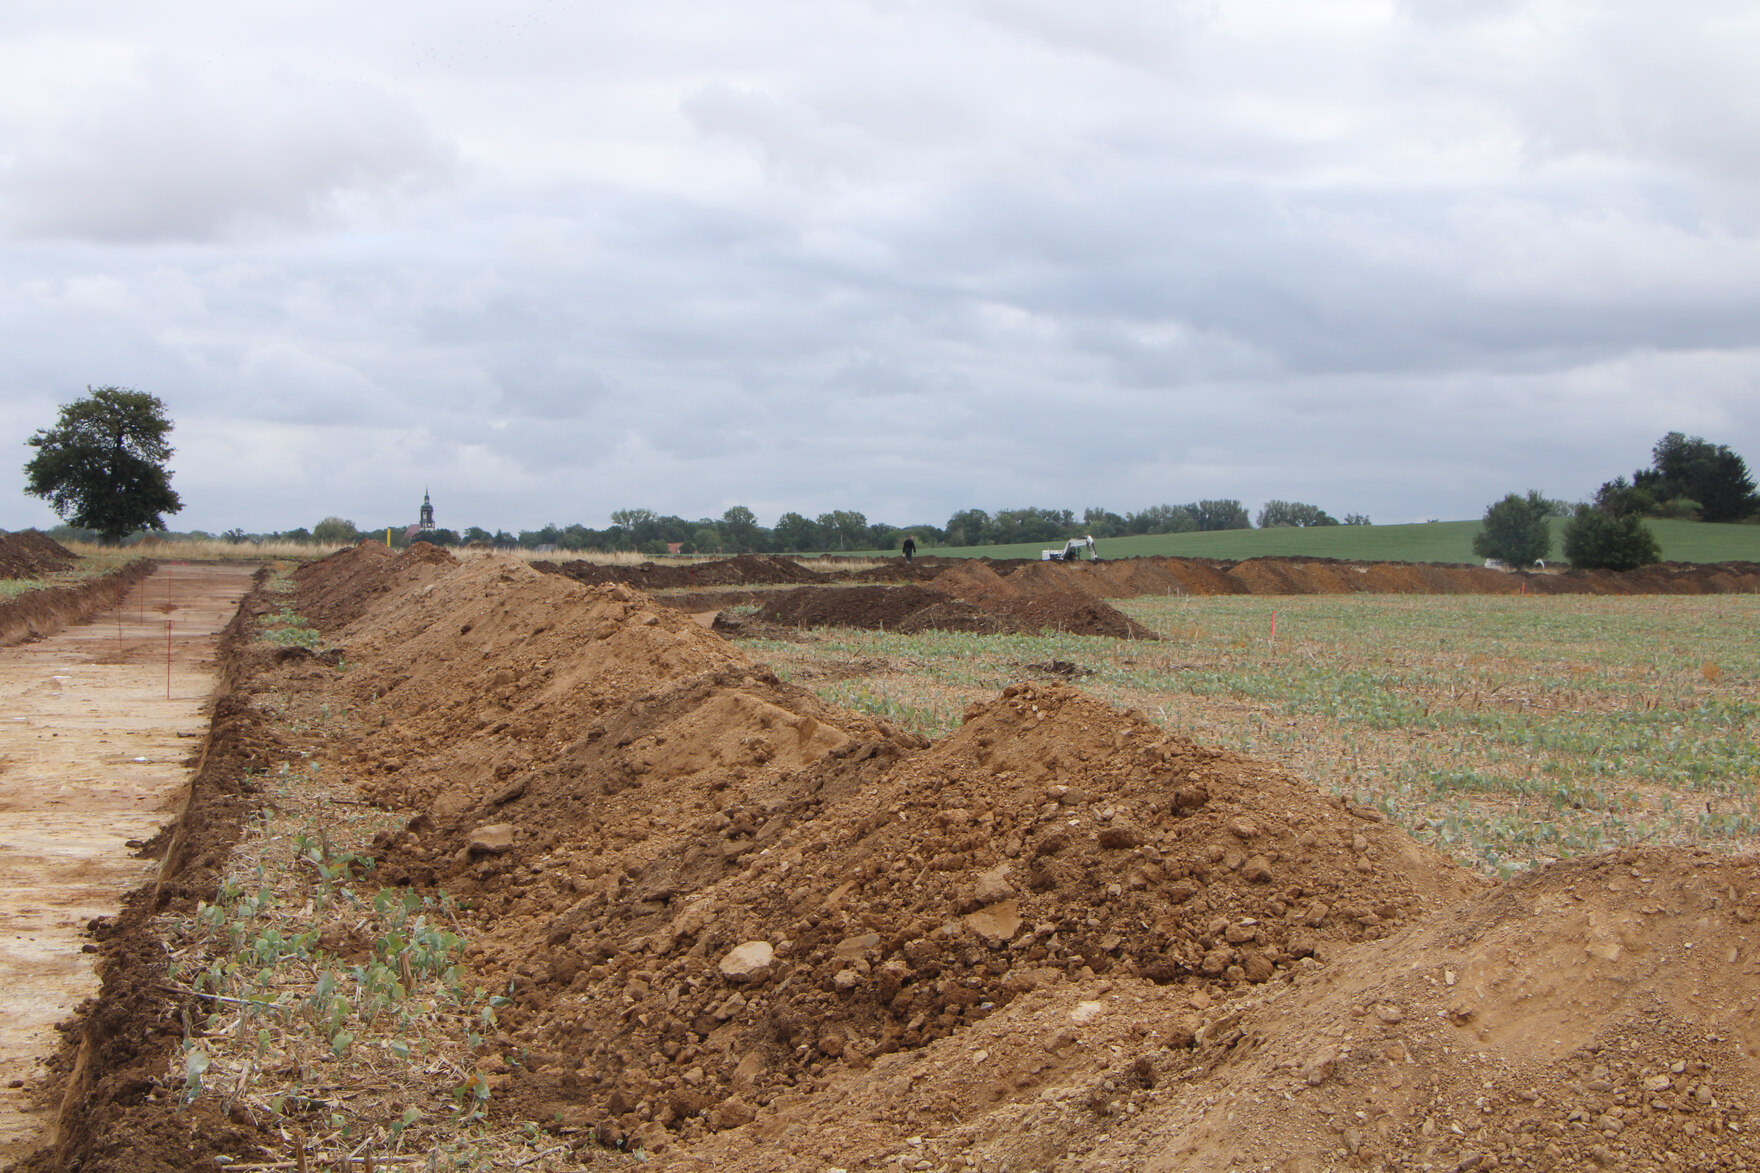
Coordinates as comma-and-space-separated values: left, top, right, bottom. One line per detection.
1633, 432, 1759, 522
1472, 490, 1553, 567
720, 505, 760, 552
1256, 500, 1339, 528
312, 517, 361, 545
23, 386, 182, 543
773, 511, 820, 552
1187, 499, 1252, 531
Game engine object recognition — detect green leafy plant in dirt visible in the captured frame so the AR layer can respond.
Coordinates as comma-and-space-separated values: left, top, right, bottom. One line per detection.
172, 824, 509, 1160
254, 571, 327, 649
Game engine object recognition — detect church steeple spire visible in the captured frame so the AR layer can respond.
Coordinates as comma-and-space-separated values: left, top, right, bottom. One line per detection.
419, 488, 435, 532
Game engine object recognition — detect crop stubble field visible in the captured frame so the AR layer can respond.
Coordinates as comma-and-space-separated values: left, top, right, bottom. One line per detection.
744, 592, 1760, 876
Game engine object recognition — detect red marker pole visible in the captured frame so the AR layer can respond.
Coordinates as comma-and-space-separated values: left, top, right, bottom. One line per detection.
166, 620, 173, 699
1270, 609, 1278, 655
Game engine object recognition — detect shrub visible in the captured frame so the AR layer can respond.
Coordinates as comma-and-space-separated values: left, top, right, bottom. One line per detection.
1472, 491, 1553, 567
1562, 505, 1662, 570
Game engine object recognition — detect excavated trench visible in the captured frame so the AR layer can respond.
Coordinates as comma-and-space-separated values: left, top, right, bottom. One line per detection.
0, 561, 257, 1162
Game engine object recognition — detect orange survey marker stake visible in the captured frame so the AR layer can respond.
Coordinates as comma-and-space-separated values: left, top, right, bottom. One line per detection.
1270, 609, 1278, 655
166, 620, 173, 699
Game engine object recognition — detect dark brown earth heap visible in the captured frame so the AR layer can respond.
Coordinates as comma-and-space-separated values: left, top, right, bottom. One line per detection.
536, 554, 823, 590
0, 530, 78, 579
750, 584, 1159, 639
280, 550, 1485, 1151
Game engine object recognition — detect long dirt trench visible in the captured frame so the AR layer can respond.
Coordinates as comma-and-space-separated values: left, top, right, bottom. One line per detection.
0, 561, 257, 1162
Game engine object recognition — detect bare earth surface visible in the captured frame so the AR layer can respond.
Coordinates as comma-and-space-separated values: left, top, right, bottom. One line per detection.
0, 561, 257, 1161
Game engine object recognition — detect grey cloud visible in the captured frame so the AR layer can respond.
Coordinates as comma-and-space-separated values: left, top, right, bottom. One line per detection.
682, 81, 866, 185
0, 52, 456, 242
879, 0, 1214, 70
4, 1, 1759, 536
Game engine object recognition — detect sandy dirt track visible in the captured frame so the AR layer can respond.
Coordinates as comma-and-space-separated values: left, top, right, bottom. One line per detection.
0, 561, 257, 1161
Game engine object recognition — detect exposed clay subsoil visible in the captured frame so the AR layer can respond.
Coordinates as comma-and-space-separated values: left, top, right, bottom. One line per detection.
537, 552, 1760, 640
25, 543, 1760, 1172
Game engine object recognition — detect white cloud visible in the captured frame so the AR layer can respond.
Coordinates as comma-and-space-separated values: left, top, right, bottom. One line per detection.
0, 45, 456, 242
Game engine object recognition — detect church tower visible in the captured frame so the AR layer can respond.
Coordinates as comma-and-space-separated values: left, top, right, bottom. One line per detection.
420, 489, 435, 532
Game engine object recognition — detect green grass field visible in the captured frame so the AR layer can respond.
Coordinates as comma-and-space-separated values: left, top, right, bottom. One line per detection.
743, 593, 1760, 877
832, 517, 1760, 565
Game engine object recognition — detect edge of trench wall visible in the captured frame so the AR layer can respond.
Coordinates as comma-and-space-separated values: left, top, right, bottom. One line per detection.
12, 567, 280, 1172
0, 561, 157, 648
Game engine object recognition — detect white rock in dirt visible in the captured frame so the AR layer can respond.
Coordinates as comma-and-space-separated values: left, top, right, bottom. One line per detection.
834, 932, 882, 962
964, 901, 1022, 947
466, 823, 515, 854
718, 940, 776, 982
972, 863, 1016, 904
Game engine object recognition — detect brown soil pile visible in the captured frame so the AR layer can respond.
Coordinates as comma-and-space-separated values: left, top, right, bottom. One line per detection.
845, 558, 957, 584
1224, 558, 1317, 595
751, 583, 1155, 639
753, 584, 983, 632
1081, 557, 1193, 598
985, 592, 1159, 639
677, 848, 1760, 1173
1161, 559, 1248, 596
356, 654, 1481, 1150
930, 559, 1020, 606
290, 540, 459, 631
539, 554, 824, 590
0, 529, 78, 578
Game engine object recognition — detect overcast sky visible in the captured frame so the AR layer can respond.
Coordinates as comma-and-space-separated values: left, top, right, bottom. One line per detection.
3, 0, 1758, 535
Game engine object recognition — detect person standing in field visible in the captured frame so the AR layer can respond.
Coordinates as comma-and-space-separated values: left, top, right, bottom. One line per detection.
902, 536, 916, 563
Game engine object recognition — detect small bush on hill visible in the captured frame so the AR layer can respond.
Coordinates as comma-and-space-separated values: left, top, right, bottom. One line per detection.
1563, 505, 1662, 570
1472, 491, 1553, 567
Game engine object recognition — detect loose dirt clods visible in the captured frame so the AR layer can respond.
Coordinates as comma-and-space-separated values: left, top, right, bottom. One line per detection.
20, 543, 1760, 1171
0, 531, 78, 580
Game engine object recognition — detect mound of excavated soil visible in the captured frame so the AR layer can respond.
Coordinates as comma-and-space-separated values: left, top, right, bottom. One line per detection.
539, 554, 824, 591
987, 591, 1159, 639
290, 540, 459, 631
752, 584, 1155, 639
845, 558, 957, 584
676, 851, 1760, 1173
363, 670, 1480, 1149
0, 530, 78, 578
754, 584, 975, 631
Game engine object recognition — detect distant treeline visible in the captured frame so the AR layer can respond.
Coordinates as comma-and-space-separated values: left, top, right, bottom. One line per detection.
52, 497, 1374, 556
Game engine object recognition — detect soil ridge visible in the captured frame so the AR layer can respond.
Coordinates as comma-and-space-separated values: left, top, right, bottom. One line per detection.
0, 560, 154, 647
